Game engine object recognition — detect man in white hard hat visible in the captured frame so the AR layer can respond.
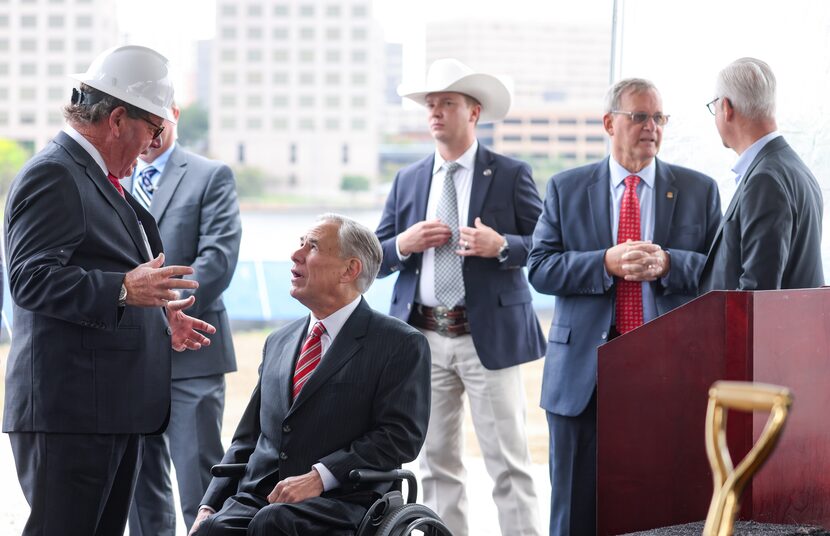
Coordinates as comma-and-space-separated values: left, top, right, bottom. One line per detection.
376, 58, 545, 536
3, 45, 216, 536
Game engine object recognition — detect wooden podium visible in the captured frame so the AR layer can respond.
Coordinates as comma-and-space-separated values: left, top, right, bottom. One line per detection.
597, 289, 830, 535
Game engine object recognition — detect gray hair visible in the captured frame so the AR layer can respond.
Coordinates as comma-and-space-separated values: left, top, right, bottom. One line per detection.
317, 213, 382, 293
604, 78, 659, 113
63, 83, 152, 125
715, 57, 776, 121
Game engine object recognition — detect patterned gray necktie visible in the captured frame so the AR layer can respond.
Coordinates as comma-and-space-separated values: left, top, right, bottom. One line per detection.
135, 166, 158, 210
434, 161, 465, 308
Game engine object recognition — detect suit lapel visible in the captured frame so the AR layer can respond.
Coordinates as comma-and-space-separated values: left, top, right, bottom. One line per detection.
652, 159, 677, 247
54, 132, 153, 263
275, 317, 310, 415
587, 159, 613, 247
467, 145, 495, 227
150, 146, 187, 221
287, 299, 370, 417
414, 156, 434, 220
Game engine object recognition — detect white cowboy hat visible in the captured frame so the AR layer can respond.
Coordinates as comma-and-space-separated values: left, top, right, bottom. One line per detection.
398, 58, 512, 124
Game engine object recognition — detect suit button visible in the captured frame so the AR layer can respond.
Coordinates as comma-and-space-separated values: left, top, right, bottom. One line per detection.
406, 303, 411, 311
166, 327, 173, 336
415, 268, 420, 275
279, 451, 288, 460
282, 424, 291, 433
601, 331, 607, 340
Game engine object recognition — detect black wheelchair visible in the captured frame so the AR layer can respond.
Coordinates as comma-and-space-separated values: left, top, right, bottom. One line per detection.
211, 464, 452, 536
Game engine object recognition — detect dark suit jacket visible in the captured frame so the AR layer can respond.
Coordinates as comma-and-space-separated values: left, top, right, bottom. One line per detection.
123, 145, 242, 379
201, 298, 431, 508
375, 144, 545, 370
528, 157, 721, 417
699, 136, 824, 291
3, 131, 172, 434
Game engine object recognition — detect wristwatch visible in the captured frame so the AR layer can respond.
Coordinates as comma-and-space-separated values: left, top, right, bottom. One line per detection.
118, 282, 128, 307
497, 237, 509, 262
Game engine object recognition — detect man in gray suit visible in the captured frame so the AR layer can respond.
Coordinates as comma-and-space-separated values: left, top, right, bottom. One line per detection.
124, 103, 242, 535
3, 45, 215, 536
189, 214, 431, 536
700, 57, 824, 291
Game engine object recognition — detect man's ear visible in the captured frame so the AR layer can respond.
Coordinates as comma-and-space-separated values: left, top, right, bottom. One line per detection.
341, 257, 363, 284
603, 112, 614, 136
723, 98, 734, 121
109, 106, 128, 138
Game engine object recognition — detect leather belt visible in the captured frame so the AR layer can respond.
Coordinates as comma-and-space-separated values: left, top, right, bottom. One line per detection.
410, 304, 470, 338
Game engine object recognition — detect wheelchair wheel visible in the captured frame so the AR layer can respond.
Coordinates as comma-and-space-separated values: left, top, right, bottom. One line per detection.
374, 504, 453, 536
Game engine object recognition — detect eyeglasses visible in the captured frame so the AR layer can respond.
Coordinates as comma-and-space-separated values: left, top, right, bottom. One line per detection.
706, 97, 720, 116
610, 111, 670, 126
140, 116, 165, 139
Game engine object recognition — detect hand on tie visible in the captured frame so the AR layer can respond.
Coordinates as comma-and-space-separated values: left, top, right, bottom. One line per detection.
123, 253, 200, 307
397, 219, 452, 256
458, 217, 503, 257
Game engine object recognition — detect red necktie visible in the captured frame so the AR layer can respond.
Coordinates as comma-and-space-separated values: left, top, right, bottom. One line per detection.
107, 173, 125, 198
292, 321, 326, 400
615, 175, 643, 334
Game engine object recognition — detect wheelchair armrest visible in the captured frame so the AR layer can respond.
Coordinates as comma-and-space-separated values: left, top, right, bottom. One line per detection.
348, 468, 418, 504
211, 463, 248, 478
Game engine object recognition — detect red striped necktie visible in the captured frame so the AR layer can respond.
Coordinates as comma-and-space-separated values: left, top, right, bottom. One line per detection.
615, 175, 643, 334
292, 321, 326, 400
107, 173, 125, 198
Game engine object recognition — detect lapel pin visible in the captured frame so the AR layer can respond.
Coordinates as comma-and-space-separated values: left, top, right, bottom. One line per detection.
483, 169, 492, 176
666, 191, 674, 199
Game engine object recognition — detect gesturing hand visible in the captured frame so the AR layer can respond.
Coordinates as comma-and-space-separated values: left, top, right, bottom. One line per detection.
458, 217, 503, 257
124, 253, 199, 307
166, 296, 216, 352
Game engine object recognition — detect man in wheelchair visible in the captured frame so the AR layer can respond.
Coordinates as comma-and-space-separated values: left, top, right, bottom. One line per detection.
189, 214, 431, 535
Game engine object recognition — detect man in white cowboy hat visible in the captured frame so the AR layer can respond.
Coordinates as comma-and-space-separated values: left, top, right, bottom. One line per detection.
376, 58, 545, 536
3, 45, 215, 536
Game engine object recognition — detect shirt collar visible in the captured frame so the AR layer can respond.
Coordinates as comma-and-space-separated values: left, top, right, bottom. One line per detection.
63, 124, 108, 178
731, 131, 780, 185
608, 156, 656, 189
432, 139, 479, 175
137, 143, 175, 176
308, 295, 362, 343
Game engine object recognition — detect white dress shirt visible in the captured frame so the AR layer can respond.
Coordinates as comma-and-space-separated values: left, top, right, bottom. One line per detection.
395, 140, 478, 307
731, 131, 780, 185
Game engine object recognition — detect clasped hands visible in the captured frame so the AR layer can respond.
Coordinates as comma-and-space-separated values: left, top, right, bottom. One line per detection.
123, 253, 216, 352
398, 217, 502, 258
604, 240, 670, 281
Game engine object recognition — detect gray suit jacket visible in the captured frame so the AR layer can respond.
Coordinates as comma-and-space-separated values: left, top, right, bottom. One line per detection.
123, 145, 242, 379
4, 131, 172, 434
699, 136, 824, 291
201, 298, 431, 507
528, 158, 721, 416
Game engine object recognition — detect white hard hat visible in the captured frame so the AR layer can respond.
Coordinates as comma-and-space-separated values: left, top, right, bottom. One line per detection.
70, 45, 176, 123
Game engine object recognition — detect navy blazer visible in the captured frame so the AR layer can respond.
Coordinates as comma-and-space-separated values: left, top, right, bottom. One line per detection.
376, 144, 545, 370
3, 131, 173, 434
699, 136, 824, 291
528, 157, 721, 417
123, 145, 242, 379
200, 298, 431, 507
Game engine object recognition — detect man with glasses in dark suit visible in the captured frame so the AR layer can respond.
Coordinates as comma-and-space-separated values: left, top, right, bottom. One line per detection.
700, 57, 823, 292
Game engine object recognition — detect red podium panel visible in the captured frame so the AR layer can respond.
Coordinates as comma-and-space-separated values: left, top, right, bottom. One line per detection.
597, 288, 830, 535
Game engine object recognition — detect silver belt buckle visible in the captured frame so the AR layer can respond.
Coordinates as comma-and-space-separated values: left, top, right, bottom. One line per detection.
433, 306, 452, 336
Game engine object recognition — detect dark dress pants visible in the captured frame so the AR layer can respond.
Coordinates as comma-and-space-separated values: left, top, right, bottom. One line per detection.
195, 491, 378, 536
129, 374, 226, 535
9, 431, 143, 536
547, 390, 598, 536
